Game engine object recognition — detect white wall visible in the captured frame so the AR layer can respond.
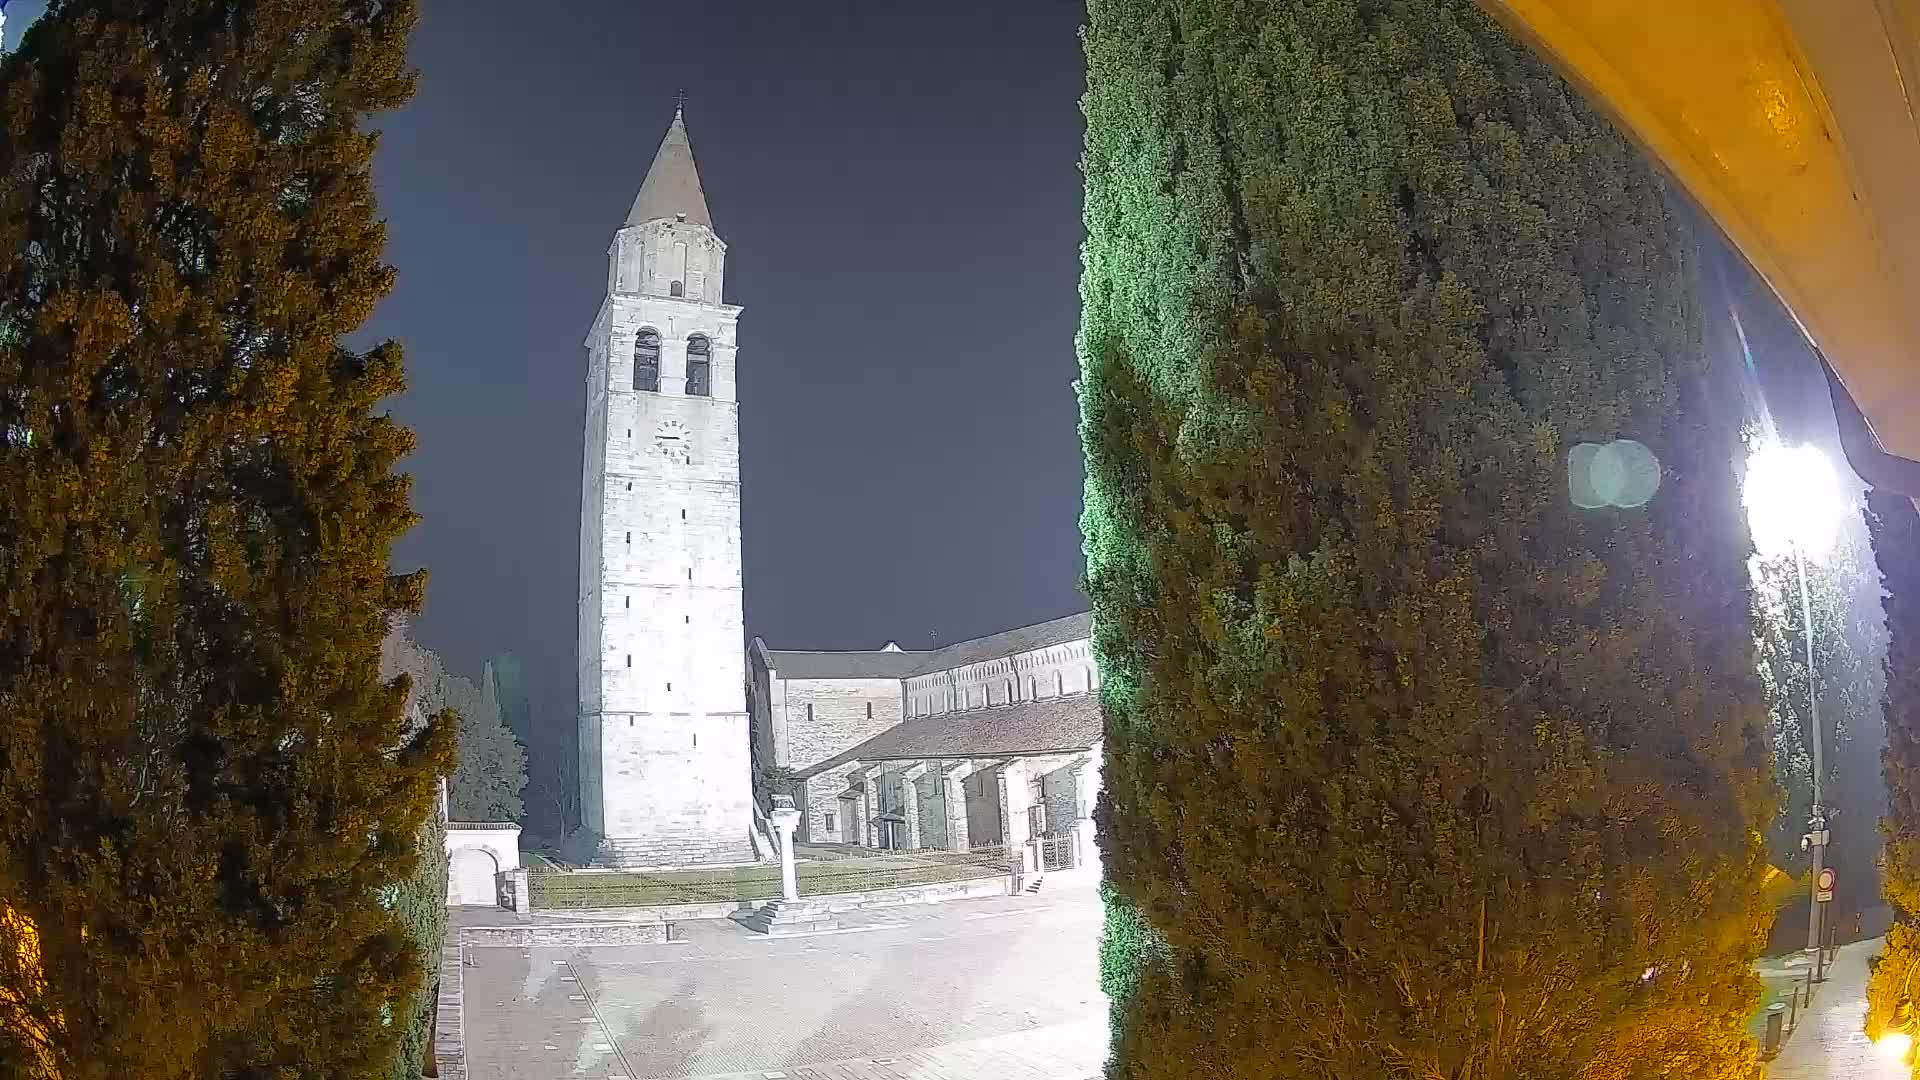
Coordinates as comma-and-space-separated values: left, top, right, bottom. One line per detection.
445, 825, 520, 907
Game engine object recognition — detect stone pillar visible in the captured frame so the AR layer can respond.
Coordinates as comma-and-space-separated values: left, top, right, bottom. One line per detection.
498, 867, 531, 912
1071, 754, 1101, 873
771, 797, 801, 902
900, 763, 928, 851
942, 762, 973, 853
855, 771, 873, 849
997, 759, 1035, 880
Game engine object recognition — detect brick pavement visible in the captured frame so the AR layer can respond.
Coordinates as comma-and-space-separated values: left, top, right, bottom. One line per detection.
1767, 938, 1904, 1080
643, 1019, 1105, 1080
463, 888, 1108, 1080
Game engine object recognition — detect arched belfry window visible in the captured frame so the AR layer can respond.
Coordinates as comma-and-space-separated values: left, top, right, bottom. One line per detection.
633, 329, 661, 393
686, 335, 712, 397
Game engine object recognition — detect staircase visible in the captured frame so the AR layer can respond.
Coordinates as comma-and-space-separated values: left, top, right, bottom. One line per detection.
1022, 875, 1046, 895
732, 899, 839, 936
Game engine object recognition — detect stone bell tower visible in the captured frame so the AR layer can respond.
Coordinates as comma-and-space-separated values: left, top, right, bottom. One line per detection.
577, 107, 752, 866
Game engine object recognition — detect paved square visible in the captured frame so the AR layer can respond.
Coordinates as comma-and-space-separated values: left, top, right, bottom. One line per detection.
463, 888, 1108, 1080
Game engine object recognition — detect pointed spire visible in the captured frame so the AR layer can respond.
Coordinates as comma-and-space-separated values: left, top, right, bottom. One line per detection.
626, 104, 712, 229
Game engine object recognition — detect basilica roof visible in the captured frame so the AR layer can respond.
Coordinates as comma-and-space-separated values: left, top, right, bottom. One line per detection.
796, 692, 1102, 777
760, 610, 1092, 682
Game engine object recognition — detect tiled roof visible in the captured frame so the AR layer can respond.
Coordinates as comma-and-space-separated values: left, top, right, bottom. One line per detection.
763, 610, 1092, 682
759, 649, 930, 680
797, 693, 1102, 778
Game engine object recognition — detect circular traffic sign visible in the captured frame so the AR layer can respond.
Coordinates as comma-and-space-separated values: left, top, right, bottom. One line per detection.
1817, 867, 1837, 891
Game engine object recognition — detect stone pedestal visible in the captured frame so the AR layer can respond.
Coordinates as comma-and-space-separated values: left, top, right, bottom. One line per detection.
771, 802, 801, 903
498, 868, 531, 912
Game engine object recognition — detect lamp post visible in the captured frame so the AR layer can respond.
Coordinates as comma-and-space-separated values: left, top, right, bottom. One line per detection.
1744, 442, 1846, 963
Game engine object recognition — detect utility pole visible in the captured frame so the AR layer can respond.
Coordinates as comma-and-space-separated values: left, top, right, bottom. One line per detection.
1796, 544, 1831, 965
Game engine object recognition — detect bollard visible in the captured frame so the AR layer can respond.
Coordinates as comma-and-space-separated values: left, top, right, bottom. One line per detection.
1764, 1003, 1788, 1057
1789, 984, 1801, 1030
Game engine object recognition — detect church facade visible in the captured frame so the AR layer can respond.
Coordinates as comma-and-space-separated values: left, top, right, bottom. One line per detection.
748, 613, 1104, 875
576, 110, 755, 867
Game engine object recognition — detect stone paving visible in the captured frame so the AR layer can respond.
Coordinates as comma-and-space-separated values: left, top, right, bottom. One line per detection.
1767, 938, 1903, 1080
461, 886, 1107, 1080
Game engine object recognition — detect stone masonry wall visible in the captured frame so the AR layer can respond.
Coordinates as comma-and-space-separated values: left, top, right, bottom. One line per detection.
579, 207, 751, 862
904, 638, 1099, 718
778, 677, 901, 841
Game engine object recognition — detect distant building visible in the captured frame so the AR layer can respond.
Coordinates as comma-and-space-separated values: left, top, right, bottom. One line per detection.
749, 612, 1102, 874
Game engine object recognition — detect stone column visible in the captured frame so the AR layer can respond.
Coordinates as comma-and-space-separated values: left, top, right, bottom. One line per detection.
855, 771, 873, 849
771, 797, 801, 902
1071, 754, 1101, 873
942, 761, 973, 853
997, 759, 1034, 880
900, 763, 928, 850
866, 769, 885, 849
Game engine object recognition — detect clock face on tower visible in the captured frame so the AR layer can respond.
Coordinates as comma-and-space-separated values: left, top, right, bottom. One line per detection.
654, 419, 692, 465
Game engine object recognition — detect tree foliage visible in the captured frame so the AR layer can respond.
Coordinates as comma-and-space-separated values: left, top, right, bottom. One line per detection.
1866, 489, 1920, 1043
1748, 496, 1887, 898
382, 622, 527, 822
1077, 2, 1773, 1077
384, 740, 449, 1080
0, 2, 451, 1075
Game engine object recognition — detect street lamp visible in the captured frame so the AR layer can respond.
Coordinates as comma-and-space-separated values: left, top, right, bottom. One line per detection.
1744, 442, 1846, 966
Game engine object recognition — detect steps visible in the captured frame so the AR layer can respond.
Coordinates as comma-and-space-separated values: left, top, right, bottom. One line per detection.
1022, 875, 1046, 894
733, 899, 839, 936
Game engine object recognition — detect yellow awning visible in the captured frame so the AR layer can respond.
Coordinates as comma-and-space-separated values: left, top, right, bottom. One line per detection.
1478, 0, 1920, 486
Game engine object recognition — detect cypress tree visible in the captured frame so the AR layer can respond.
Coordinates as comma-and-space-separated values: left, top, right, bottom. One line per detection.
1867, 490, 1920, 1044
1077, 2, 1773, 1077
0, 2, 450, 1075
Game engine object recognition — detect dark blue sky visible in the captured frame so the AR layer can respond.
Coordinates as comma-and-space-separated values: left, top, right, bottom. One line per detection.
362, 3, 1092, 730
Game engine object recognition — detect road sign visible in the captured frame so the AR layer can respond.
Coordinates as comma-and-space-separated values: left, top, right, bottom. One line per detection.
1816, 867, 1837, 902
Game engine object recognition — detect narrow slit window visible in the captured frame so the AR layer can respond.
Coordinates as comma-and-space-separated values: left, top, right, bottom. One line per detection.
625, 655, 631, 667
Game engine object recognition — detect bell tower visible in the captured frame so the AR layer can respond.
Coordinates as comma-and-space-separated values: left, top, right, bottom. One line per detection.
578, 107, 752, 866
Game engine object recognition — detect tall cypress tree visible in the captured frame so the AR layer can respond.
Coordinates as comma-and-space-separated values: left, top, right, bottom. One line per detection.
1077, 2, 1773, 1077
0, 3, 450, 1075
1867, 490, 1920, 1045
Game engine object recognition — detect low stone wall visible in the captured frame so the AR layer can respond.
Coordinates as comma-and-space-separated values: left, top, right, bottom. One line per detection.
457, 920, 669, 947
432, 943, 465, 1079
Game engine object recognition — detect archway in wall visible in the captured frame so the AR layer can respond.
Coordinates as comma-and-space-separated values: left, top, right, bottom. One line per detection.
448, 847, 500, 907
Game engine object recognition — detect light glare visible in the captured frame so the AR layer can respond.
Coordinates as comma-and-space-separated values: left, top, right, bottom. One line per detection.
1876, 1031, 1912, 1062
1744, 443, 1844, 559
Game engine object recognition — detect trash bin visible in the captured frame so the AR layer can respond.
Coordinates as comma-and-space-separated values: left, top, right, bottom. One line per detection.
1764, 1002, 1788, 1056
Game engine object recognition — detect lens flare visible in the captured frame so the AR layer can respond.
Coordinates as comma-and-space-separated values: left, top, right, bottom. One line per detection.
1876, 1031, 1912, 1062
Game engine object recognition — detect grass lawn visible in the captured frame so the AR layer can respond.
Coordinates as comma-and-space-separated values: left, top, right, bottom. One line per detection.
529, 847, 1012, 908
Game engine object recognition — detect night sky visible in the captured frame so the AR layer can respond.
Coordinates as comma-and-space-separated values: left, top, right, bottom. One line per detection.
361, 3, 1093, 733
